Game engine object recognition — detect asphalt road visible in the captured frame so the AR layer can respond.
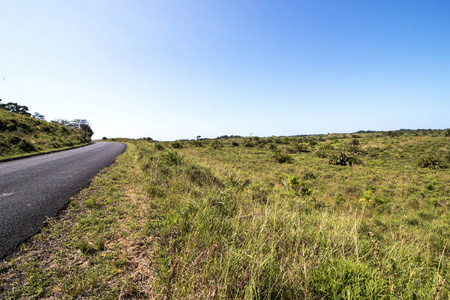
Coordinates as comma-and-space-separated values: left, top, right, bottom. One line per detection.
0, 142, 126, 259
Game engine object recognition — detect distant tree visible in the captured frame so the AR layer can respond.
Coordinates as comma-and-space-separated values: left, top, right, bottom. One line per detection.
32, 112, 45, 121
69, 119, 94, 137
0, 101, 31, 116
52, 119, 70, 126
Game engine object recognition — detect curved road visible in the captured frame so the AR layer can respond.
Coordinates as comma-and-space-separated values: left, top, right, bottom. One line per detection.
0, 142, 126, 259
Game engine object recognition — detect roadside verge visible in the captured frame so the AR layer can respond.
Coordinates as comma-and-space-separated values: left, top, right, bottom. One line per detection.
0, 142, 156, 299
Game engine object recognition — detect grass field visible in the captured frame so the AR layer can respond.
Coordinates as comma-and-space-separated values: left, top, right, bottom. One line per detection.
1, 130, 449, 299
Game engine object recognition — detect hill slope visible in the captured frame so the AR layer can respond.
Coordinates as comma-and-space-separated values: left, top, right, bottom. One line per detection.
0, 109, 92, 159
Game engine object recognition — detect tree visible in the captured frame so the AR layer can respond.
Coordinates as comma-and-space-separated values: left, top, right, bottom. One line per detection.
32, 112, 45, 121
0, 101, 31, 116
52, 119, 70, 126
69, 119, 94, 137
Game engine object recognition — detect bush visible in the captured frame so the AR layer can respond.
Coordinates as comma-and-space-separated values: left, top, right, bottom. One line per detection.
18, 139, 36, 152
316, 149, 328, 158
170, 140, 183, 149
348, 144, 362, 154
268, 143, 277, 150
293, 142, 309, 152
190, 140, 203, 147
165, 150, 182, 166
231, 141, 239, 147
288, 175, 301, 187
271, 149, 293, 163
154, 143, 165, 151
444, 129, 450, 137
210, 140, 223, 149
0, 135, 11, 154
319, 143, 334, 150
329, 152, 362, 166
417, 155, 445, 169
8, 135, 21, 145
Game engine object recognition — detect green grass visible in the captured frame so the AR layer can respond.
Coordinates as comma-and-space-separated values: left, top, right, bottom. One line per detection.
1, 130, 449, 299
0, 109, 92, 160
134, 132, 449, 299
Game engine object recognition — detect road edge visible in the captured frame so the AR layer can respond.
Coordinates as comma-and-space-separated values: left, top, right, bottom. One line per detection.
0, 142, 95, 163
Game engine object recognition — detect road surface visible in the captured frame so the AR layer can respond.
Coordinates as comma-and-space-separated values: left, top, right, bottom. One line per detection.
0, 142, 126, 259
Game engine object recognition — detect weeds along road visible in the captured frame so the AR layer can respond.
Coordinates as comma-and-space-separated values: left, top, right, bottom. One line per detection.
0, 142, 126, 259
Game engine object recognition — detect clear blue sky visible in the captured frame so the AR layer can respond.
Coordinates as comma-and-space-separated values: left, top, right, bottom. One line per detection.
1, 1, 449, 140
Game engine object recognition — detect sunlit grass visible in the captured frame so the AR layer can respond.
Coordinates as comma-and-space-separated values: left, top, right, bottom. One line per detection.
138, 131, 449, 298
0, 109, 91, 159
1, 130, 449, 298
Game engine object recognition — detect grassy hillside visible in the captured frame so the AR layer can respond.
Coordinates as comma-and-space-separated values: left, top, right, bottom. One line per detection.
1, 130, 449, 299
0, 109, 92, 159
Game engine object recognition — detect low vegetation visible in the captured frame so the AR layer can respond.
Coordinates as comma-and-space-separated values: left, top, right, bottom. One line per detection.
1, 129, 449, 299
0, 102, 93, 159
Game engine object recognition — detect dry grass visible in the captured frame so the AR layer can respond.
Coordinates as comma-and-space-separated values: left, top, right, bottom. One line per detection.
1, 131, 449, 299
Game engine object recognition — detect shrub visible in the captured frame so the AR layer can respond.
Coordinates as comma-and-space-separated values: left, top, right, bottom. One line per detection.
348, 144, 362, 154
8, 135, 21, 145
285, 147, 296, 154
271, 149, 293, 163
231, 141, 239, 147
292, 142, 309, 153
300, 186, 312, 196
0, 136, 11, 154
18, 139, 36, 152
170, 140, 183, 149
319, 143, 334, 150
154, 143, 165, 151
165, 150, 182, 166
316, 149, 328, 158
268, 143, 277, 150
329, 152, 362, 166
273, 138, 283, 144
351, 138, 360, 145
444, 129, 450, 137
210, 140, 223, 149
190, 140, 203, 147
5, 119, 18, 131
288, 175, 301, 187
417, 155, 445, 169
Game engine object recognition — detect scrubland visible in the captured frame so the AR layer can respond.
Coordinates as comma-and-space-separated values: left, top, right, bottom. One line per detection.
1, 130, 449, 299
0, 109, 92, 160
